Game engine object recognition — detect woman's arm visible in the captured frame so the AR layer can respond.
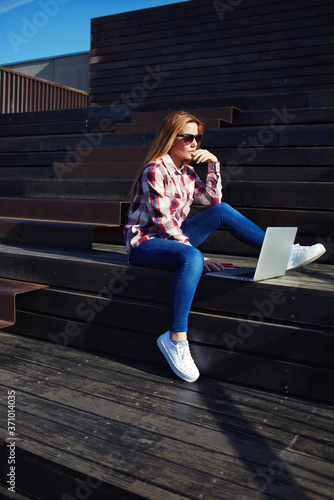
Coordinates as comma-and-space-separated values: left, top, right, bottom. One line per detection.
191, 150, 222, 206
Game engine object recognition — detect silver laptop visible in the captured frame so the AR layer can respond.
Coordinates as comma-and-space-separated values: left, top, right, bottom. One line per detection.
206, 227, 297, 282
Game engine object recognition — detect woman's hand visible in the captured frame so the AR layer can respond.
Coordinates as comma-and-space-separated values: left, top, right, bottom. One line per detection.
191, 149, 218, 164
203, 257, 226, 272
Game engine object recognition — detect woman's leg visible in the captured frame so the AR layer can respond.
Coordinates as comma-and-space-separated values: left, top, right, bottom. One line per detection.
130, 238, 204, 333
181, 202, 265, 249
130, 238, 202, 382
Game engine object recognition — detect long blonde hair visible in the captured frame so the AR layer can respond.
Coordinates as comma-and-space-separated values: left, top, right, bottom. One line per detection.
129, 110, 204, 204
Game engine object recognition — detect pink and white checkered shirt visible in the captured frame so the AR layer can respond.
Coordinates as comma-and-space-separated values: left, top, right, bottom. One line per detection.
124, 154, 222, 256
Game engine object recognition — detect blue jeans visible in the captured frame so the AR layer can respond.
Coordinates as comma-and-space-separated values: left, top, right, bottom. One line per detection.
129, 203, 265, 332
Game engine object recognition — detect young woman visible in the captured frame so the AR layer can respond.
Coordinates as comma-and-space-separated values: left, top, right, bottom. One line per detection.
123, 111, 325, 383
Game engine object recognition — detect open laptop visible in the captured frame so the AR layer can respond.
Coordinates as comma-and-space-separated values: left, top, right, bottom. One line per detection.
206, 227, 297, 282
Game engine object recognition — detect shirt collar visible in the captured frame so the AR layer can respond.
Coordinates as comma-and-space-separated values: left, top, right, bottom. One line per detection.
162, 154, 186, 174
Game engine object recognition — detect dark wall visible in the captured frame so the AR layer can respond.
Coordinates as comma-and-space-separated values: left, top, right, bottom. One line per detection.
89, 0, 334, 106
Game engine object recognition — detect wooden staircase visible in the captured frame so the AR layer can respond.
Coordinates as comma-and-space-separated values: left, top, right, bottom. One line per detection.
0, 89, 332, 403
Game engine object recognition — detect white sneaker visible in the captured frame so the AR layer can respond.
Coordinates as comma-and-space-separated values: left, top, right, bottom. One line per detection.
287, 243, 326, 270
157, 331, 200, 383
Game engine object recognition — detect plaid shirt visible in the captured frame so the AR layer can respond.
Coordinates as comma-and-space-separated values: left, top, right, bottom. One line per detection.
124, 154, 222, 256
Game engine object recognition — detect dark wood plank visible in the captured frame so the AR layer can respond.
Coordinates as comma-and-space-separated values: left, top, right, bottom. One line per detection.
0, 243, 332, 329
0, 119, 116, 138
0, 198, 122, 225
91, 0, 333, 32
212, 166, 334, 182
0, 164, 137, 181
0, 331, 333, 499
223, 107, 334, 127
0, 152, 68, 167
51, 162, 140, 180
0, 219, 96, 250
227, 182, 334, 210
0, 179, 131, 201
0, 105, 121, 126
279, 126, 334, 146
12, 289, 334, 368
210, 147, 334, 166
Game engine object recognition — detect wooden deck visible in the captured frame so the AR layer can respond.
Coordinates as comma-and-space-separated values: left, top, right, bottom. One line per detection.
0, 331, 334, 500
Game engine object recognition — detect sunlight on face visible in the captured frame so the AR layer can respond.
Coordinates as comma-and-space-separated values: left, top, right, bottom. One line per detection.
169, 122, 199, 168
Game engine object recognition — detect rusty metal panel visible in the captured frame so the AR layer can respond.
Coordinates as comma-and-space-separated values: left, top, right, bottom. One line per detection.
0, 278, 46, 329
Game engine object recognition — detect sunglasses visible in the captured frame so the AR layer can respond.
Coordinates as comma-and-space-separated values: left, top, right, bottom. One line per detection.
176, 134, 203, 145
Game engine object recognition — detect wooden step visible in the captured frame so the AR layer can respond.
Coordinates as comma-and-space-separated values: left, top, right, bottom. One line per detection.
0, 198, 123, 226
130, 107, 240, 124
228, 181, 334, 210
51, 161, 140, 180
222, 107, 334, 127
0, 278, 46, 329
115, 118, 223, 133
0, 104, 128, 126
0, 179, 131, 201
0, 219, 101, 251
0, 119, 115, 138
2, 124, 334, 154
115, 107, 241, 132
69, 146, 149, 163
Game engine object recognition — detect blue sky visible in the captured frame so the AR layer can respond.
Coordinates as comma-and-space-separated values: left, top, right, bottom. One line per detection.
0, 0, 186, 65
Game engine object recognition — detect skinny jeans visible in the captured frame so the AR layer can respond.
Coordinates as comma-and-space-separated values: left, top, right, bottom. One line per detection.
129, 203, 265, 332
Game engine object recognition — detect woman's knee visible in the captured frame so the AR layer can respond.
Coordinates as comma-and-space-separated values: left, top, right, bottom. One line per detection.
215, 202, 233, 213
211, 202, 242, 221
181, 245, 204, 271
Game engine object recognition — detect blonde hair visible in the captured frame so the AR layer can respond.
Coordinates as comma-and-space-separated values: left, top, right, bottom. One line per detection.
129, 110, 204, 203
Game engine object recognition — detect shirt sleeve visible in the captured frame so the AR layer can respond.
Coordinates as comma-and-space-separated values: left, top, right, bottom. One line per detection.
142, 164, 192, 245
193, 161, 222, 206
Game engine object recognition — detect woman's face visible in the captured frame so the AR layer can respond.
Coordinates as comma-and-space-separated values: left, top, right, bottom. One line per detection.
169, 121, 200, 167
